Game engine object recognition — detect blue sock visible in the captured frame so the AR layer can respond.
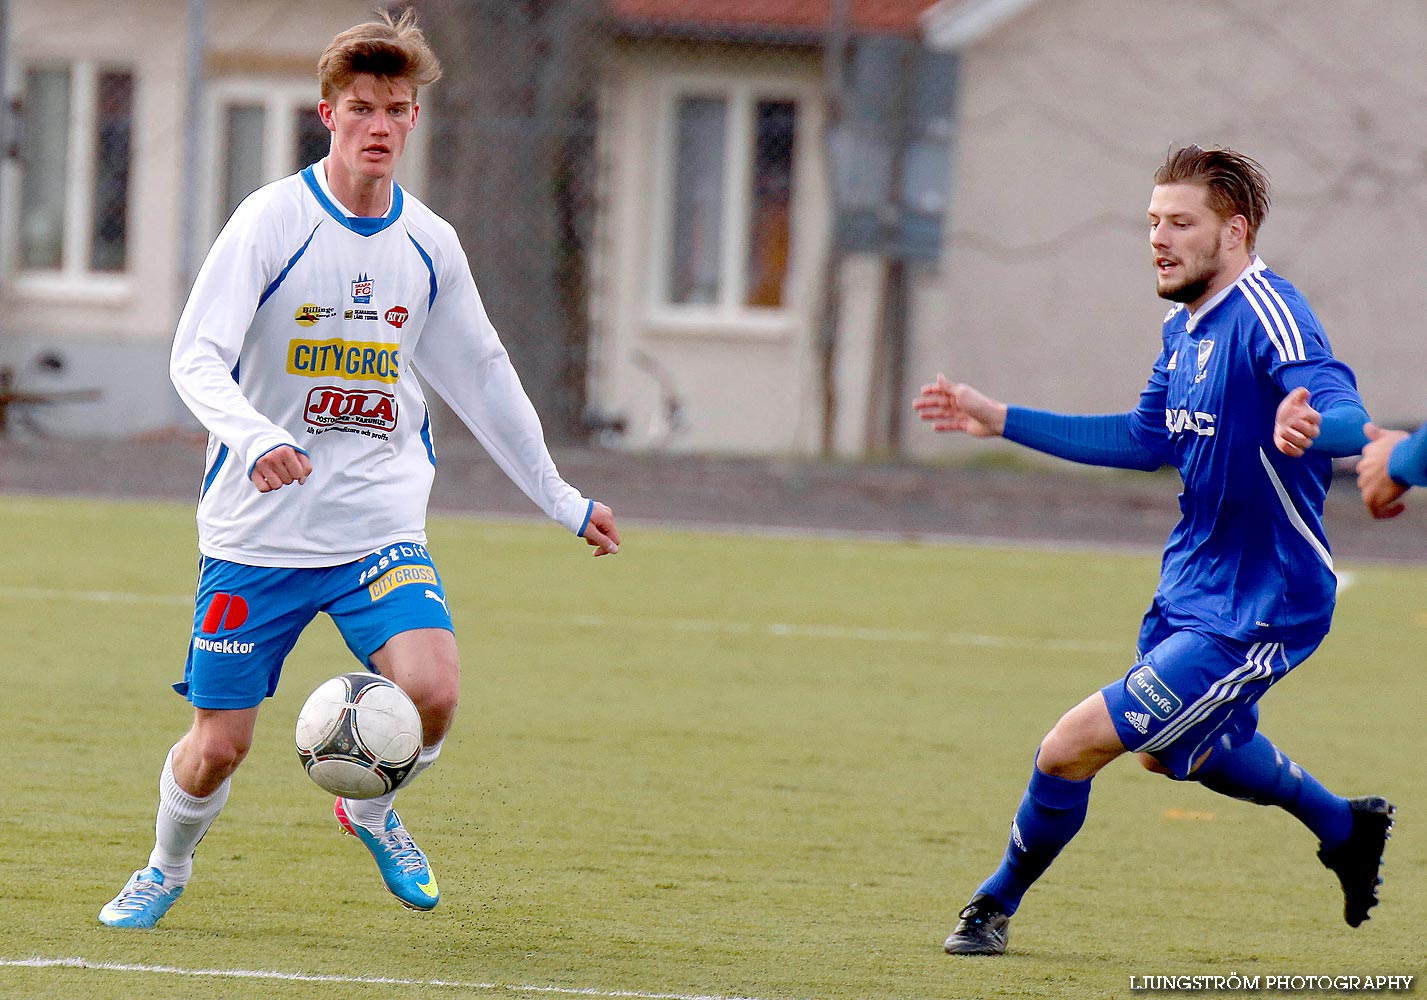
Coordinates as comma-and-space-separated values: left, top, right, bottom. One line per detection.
977, 762, 1093, 916
1193, 733, 1351, 848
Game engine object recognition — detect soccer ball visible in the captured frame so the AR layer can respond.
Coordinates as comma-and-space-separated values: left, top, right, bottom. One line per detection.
295, 673, 422, 799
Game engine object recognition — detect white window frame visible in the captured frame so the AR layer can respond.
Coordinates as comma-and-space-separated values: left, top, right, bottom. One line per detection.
647, 74, 812, 336
197, 77, 430, 245
6, 59, 134, 303
198, 78, 327, 245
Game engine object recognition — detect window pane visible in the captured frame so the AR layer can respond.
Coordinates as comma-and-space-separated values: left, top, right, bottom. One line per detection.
294, 105, 329, 170
19, 68, 71, 270
745, 100, 796, 308
668, 96, 726, 305
221, 104, 266, 222
90, 70, 134, 272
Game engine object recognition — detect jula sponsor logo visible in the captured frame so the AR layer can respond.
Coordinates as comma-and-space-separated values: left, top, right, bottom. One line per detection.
304, 385, 399, 432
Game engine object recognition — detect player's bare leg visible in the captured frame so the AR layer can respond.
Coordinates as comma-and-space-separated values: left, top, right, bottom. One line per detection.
334, 628, 458, 910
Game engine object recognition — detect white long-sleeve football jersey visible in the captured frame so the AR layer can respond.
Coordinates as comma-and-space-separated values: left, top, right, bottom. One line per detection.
171, 160, 590, 567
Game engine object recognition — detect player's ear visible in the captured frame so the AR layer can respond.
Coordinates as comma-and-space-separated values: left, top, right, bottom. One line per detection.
317, 99, 336, 132
1226, 214, 1249, 251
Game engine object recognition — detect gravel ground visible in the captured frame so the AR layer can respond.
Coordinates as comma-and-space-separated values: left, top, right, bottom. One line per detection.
2, 433, 1424, 564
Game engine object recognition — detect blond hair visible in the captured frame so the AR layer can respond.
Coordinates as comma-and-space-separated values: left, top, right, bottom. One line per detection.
317, 8, 442, 102
1155, 145, 1271, 252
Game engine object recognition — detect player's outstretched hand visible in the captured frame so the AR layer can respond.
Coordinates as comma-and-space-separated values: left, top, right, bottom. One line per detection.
1357, 423, 1410, 520
251, 445, 312, 493
581, 501, 620, 556
1273, 386, 1320, 457
912, 373, 1007, 437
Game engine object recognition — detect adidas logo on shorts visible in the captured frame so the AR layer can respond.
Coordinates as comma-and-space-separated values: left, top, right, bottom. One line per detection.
1124, 710, 1151, 734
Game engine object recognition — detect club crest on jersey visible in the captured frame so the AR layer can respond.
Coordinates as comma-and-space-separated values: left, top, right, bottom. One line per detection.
294, 303, 336, 327
351, 273, 374, 303
1195, 339, 1215, 383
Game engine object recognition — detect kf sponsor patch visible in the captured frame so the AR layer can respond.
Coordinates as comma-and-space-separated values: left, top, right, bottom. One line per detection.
1128, 664, 1182, 721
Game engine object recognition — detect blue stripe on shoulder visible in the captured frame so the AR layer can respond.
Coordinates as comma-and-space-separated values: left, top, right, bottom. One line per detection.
407, 234, 438, 310
258, 223, 322, 308
301, 165, 404, 236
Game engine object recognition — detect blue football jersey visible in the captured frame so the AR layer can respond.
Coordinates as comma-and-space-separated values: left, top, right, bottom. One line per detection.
1124, 259, 1363, 641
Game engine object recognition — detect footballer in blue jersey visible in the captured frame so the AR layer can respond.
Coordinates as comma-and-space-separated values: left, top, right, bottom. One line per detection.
915, 146, 1394, 956
1356, 416, 1427, 518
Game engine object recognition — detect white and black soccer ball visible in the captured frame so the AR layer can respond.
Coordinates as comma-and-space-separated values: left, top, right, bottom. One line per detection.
295, 673, 422, 799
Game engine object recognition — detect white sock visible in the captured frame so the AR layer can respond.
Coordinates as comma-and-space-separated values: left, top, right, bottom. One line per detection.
342, 738, 444, 834
147, 746, 231, 885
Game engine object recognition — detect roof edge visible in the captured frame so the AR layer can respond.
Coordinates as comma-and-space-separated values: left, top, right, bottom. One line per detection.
920, 0, 1040, 50
608, 17, 827, 47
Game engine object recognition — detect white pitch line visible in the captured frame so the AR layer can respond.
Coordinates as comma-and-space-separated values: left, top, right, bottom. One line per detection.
0, 585, 191, 607
0, 957, 780, 1000
573, 613, 1122, 653
0, 584, 1122, 655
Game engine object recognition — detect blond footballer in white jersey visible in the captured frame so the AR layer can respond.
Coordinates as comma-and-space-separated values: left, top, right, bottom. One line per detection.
100, 11, 619, 929
174, 150, 593, 565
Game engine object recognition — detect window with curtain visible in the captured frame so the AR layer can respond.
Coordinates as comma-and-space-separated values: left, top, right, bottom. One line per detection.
210, 83, 329, 234
661, 87, 800, 316
17, 63, 135, 277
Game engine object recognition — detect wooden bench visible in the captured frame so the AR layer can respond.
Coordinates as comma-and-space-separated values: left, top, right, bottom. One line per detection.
0, 363, 103, 434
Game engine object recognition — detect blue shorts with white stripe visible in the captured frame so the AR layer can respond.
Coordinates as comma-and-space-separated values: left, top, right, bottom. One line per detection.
1102, 601, 1323, 778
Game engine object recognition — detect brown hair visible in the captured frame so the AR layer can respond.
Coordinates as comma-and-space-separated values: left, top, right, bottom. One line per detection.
317, 8, 443, 103
1154, 145, 1271, 251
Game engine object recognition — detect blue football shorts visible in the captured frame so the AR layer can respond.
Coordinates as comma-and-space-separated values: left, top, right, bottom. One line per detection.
1101, 601, 1323, 779
176, 540, 455, 710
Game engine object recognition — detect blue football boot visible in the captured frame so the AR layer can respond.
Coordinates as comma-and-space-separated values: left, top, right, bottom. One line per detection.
99, 867, 185, 928
335, 798, 439, 910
